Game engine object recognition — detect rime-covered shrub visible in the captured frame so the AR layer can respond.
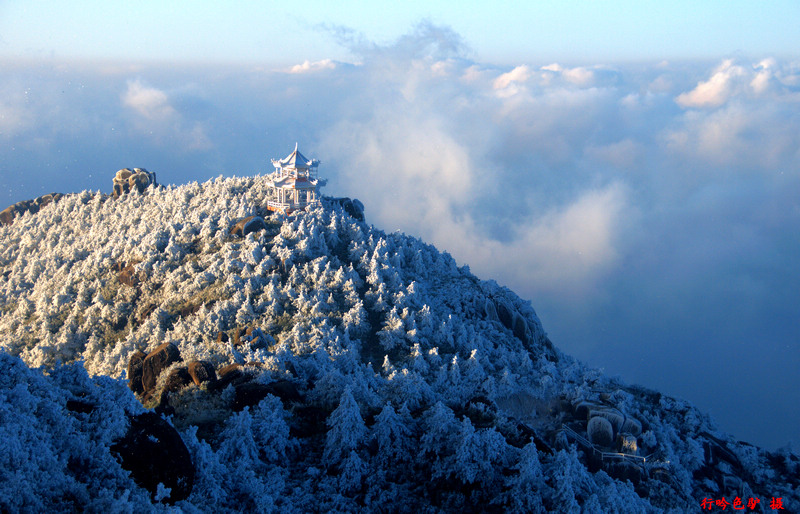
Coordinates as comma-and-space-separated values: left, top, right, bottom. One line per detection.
0, 353, 151, 511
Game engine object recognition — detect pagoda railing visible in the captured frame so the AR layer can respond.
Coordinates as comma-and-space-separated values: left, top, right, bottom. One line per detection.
266, 199, 321, 212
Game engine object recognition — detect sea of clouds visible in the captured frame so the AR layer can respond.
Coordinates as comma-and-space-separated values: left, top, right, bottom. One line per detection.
1, 23, 798, 450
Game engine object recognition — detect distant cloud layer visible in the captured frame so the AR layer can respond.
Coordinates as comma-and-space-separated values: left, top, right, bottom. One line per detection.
120, 78, 211, 151
1, 24, 798, 451
122, 79, 176, 120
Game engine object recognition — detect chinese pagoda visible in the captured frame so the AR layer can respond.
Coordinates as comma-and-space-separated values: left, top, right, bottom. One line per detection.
265, 143, 325, 214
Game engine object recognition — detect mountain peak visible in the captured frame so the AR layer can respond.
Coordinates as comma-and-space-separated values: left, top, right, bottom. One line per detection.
0, 175, 796, 510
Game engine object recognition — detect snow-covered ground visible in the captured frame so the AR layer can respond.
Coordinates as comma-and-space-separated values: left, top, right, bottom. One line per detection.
0, 177, 797, 511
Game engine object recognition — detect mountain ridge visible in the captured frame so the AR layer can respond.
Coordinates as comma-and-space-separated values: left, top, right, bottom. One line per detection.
0, 176, 797, 511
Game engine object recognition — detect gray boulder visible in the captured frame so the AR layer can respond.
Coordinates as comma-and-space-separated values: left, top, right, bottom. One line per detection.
0, 193, 63, 226
187, 360, 217, 386
512, 312, 531, 344
324, 197, 365, 221
113, 168, 157, 198
127, 350, 147, 394
484, 299, 499, 322
588, 416, 614, 447
230, 215, 267, 237
141, 342, 181, 394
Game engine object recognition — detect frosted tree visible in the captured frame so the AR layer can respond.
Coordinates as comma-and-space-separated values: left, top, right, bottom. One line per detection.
497, 442, 549, 513
325, 213, 341, 250
218, 410, 262, 470
420, 401, 460, 475
347, 238, 368, 270
546, 448, 594, 513
365, 254, 384, 289
366, 281, 390, 312
309, 292, 334, 318
447, 418, 510, 486
235, 296, 255, 326
342, 299, 369, 338
344, 263, 364, 289
216, 408, 284, 511
377, 306, 404, 352
330, 265, 347, 290
463, 349, 488, 389
410, 342, 430, 375
579, 470, 649, 513
382, 355, 397, 376
271, 233, 294, 271
400, 308, 419, 343
371, 402, 414, 472
323, 386, 367, 469
297, 222, 329, 259
385, 368, 434, 411
338, 449, 368, 496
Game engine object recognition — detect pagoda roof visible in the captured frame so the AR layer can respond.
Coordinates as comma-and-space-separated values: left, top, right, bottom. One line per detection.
269, 175, 318, 189
272, 143, 319, 170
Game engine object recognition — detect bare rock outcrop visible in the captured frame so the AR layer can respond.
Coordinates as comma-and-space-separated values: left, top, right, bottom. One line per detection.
129, 343, 224, 398
323, 196, 365, 221
187, 360, 217, 386
164, 366, 192, 393
485, 297, 535, 347
588, 416, 614, 448
141, 343, 181, 394
113, 168, 157, 199
111, 412, 194, 503
0, 193, 63, 226
230, 215, 267, 237
114, 260, 145, 288
127, 350, 147, 394
232, 379, 302, 412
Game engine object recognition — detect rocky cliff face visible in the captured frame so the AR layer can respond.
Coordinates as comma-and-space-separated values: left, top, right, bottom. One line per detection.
0, 175, 796, 511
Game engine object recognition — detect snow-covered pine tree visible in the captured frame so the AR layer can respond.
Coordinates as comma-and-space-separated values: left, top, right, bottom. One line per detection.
371, 402, 414, 473
323, 386, 367, 468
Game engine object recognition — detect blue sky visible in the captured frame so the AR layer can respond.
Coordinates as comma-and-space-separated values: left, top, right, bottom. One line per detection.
1, 2, 799, 451
2, 1, 799, 64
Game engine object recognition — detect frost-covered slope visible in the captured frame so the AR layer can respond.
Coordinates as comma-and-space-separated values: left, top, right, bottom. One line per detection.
0, 177, 797, 512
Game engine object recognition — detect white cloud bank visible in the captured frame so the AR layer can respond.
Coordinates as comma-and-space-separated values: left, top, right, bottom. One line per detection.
675, 59, 748, 108
676, 57, 800, 108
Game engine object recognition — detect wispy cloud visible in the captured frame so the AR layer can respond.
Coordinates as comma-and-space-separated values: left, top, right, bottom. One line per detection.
122, 79, 177, 120
121, 79, 211, 150
287, 59, 337, 74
